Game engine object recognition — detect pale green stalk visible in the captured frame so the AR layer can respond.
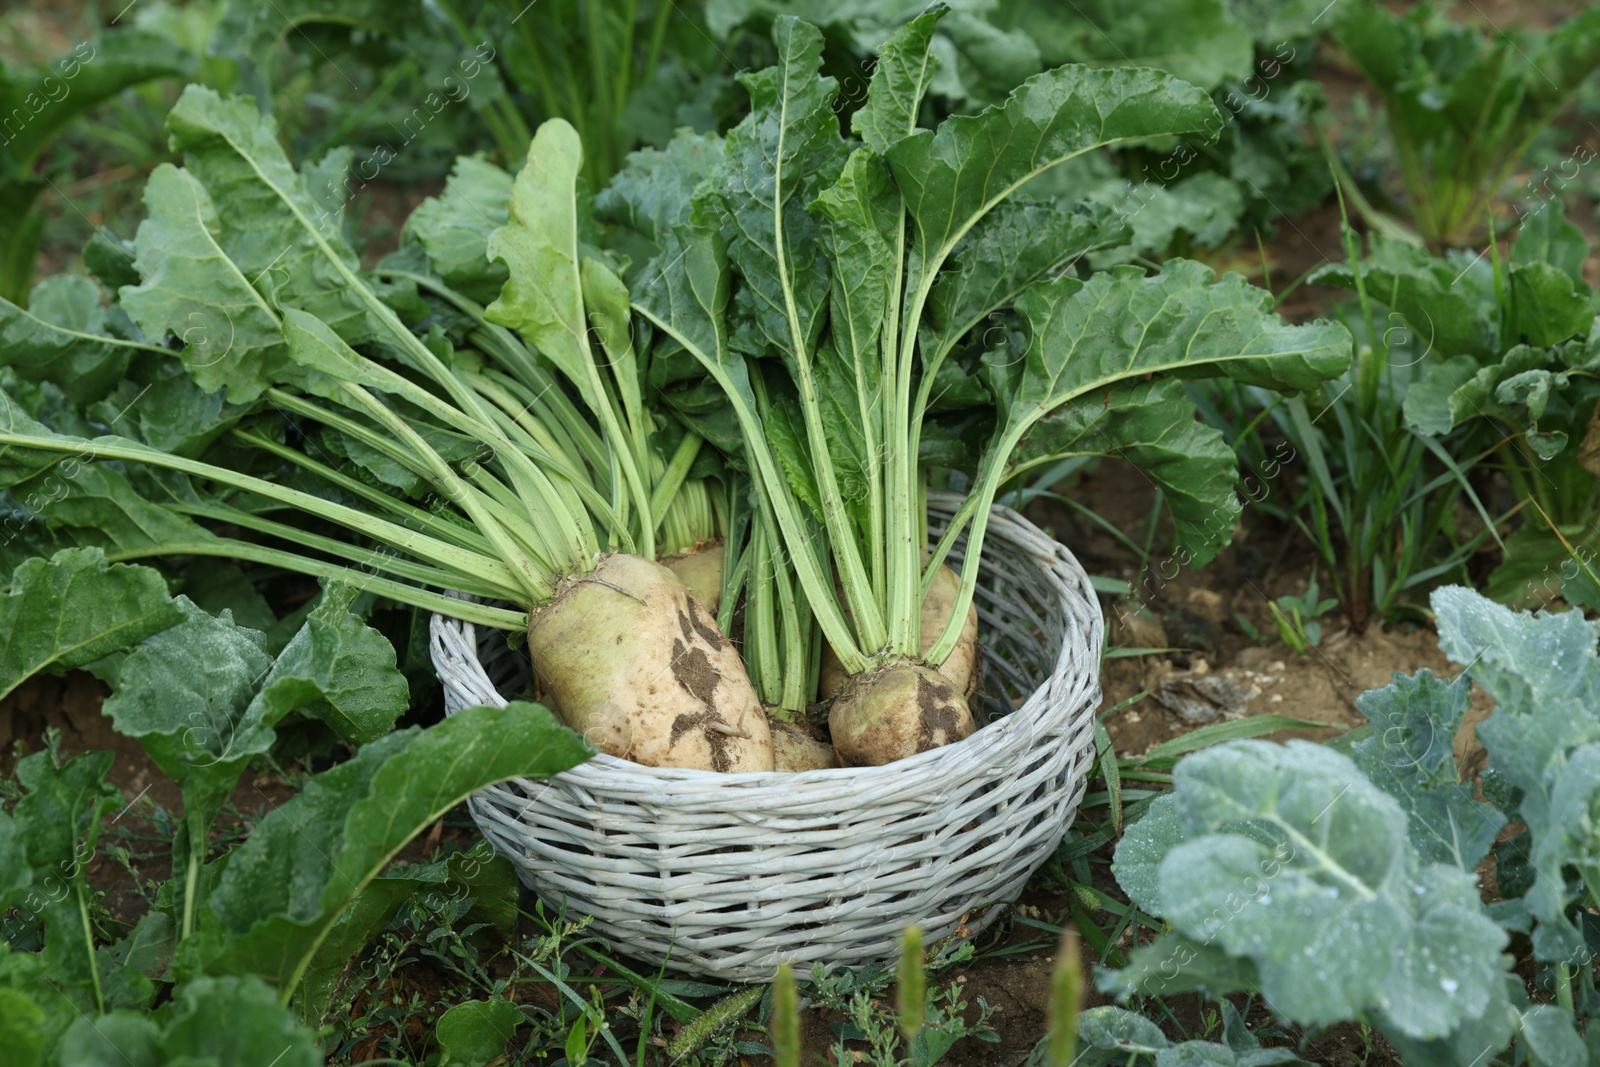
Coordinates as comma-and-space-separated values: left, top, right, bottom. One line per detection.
1, 432, 540, 600
172, 502, 516, 600
634, 305, 870, 672
231, 427, 495, 554
104, 539, 528, 629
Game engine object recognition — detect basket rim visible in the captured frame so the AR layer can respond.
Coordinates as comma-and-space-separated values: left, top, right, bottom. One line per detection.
432, 491, 1101, 791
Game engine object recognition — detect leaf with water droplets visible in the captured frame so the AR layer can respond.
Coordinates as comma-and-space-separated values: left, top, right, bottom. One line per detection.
1109, 739, 1512, 1045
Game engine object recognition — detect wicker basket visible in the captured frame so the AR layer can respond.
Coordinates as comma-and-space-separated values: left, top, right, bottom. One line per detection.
429, 493, 1103, 982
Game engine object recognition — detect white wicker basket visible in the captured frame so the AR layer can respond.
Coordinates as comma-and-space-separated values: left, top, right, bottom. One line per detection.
429, 493, 1103, 982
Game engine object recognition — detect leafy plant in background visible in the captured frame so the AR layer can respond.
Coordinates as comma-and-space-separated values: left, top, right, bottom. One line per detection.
1224, 202, 1488, 633
1314, 200, 1600, 607
714, 0, 1333, 260
210, 0, 745, 191
1100, 584, 1600, 1066
1331, 0, 1600, 247
0, 22, 196, 299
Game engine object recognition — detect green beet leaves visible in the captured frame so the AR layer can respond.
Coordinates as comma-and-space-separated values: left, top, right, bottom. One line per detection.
631, 15, 1349, 669
101, 583, 410, 841
201, 701, 592, 999
0, 547, 182, 703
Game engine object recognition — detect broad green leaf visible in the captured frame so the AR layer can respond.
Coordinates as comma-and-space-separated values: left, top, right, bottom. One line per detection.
1011, 262, 1350, 409
6, 457, 218, 560
1431, 586, 1600, 964
581, 256, 644, 431
597, 131, 726, 249
258, 581, 409, 746
923, 198, 1124, 368
1519, 1005, 1589, 1067
53, 1013, 160, 1067
1403, 342, 1600, 461
717, 16, 845, 362
990, 264, 1350, 558
61, 975, 321, 1067
996, 0, 1253, 91
205, 702, 592, 998
100, 597, 277, 836
886, 65, 1220, 305
403, 156, 514, 303
1352, 669, 1506, 870
1120, 739, 1510, 1041
103, 583, 409, 865
82, 228, 140, 291
1057, 1003, 1314, 1067
0, 947, 81, 1065
0, 548, 182, 702
0, 812, 31, 908
810, 149, 898, 516
1009, 377, 1241, 566
295, 843, 517, 1022
10, 749, 122, 996
120, 163, 288, 402
0, 388, 73, 485
0, 275, 143, 404
180, 558, 278, 636
813, 149, 897, 390
96, 910, 175, 1010
1094, 172, 1245, 265
0, 30, 193, 300
1078, 1006, 1168, 1054
1514, 202, 1589, 283
86, 360, 247, 456
163, 86, 376, 347
1508, 262, 1594, 348
311, 413, 491, 498
926, 10, 1041, 108
635, 216, 734, 382
1109, 792, 1181, 915
1376, 974, 1519, 1067
1097, 932, 1258, 1001
765, 395, 823, 518
1021, 153, 1245, 266
278, 305, 398, 397
853, 6, 945, 154
1483, 520, 1600, 610
437, 998, 525, 1066
1403, 355, 1479, 437
485, 120, 599, 406
1310, 236, 1497, 359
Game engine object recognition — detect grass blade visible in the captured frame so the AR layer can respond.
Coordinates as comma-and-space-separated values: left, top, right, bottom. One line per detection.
1139, 714, 1333, 763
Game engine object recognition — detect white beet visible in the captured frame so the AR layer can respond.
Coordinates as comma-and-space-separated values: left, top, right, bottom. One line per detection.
828, 660, 975, 767
527, 553, 773, 771
818, 563, 979, 702
661, 540, 725, 614
769, 717, 839, 771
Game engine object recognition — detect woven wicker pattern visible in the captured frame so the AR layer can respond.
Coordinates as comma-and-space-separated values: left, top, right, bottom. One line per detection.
430, 494, 1103, 982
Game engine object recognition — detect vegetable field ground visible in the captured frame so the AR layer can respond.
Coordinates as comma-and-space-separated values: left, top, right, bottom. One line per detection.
6, 0, 1600, 1064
